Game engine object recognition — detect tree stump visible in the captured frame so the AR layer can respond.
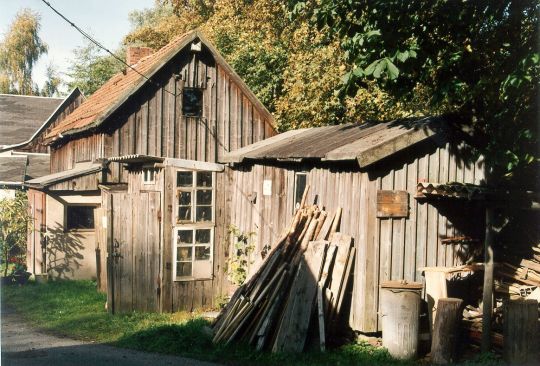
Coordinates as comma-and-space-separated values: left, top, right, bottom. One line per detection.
431, 298, 463, 364
503, 299, 539, 365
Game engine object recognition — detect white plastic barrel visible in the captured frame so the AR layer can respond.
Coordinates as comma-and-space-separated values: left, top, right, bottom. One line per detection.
380, 280, 423, 360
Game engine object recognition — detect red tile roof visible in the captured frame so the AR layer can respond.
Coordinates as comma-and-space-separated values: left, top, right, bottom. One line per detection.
46, 31, 197, 140
47, 30, 276, 142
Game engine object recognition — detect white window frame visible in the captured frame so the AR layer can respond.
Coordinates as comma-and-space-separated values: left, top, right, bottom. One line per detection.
173, 226, 214, 281
173, 169, 215, 281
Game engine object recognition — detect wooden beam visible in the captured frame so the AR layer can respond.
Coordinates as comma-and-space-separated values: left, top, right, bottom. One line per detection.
162, 157, 224, 172
481, 207, 495, 352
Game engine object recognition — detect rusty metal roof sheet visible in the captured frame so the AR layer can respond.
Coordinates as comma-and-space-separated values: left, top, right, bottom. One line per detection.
222, 116, 445, 167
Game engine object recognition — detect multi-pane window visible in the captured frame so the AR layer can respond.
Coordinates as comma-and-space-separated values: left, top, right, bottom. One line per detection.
175, 227, 213, 279
174, 170, 214, 280
142, 167, 157, 184
176, 171, 213, 223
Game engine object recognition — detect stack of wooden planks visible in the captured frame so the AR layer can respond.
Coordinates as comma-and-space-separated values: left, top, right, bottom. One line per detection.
212, 199, 355, 353
494, 250, 540, 300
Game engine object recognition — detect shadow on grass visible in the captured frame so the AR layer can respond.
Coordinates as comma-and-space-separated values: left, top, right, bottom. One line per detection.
114, 319, 407, 366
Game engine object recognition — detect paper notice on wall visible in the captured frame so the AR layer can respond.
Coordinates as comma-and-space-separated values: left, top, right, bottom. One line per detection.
263, 180, 272, 196
102, 216, 107, 229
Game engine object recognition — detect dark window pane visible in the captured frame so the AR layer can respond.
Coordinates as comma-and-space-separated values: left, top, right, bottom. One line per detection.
177, 172, 193, 187
182, 88, 203, 117
178, 207, 191, 222
294, 173, 307, 209
177, 247, 192, 261
177, 230, 193, 245
178, 191, 191, 206
195, 246, 211, 260
196, 206, 212, 222
196, 172, 212, 187
176, 262, 192, 277
195, 229, 211, 244
66, 206, 95, 230
196, 190, 212, 205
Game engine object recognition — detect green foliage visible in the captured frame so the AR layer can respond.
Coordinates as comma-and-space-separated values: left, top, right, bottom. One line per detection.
291, 0, 539, 182
0, 192, 31, 277
40, 63, 62, 97
66, 41, 125, 96
0, 8, 48, 95
123, 0, 421, 131
226, 225, 255, 286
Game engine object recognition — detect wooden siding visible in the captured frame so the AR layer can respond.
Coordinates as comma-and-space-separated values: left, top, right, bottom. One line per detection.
52, 47, 274, 185
229, 141, 485, 332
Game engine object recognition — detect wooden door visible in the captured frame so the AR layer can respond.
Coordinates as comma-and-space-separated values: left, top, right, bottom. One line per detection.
108, 191, 161, 313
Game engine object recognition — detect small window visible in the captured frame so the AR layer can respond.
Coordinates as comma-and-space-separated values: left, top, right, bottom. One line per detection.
294, 172, 307, 210
142, 168, 157, 184
66, 206, 95, 230
182, 88, 203, 117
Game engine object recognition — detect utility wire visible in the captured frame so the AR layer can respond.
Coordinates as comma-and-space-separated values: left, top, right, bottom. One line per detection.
40, 0, 177, 97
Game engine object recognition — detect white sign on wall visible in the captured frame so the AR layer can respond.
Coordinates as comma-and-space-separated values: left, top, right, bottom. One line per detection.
263, 180, 272, 196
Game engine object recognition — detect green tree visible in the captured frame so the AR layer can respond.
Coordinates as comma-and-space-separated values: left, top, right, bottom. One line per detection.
40, 63, 62, 97
0, 192, 31, 277
290, 0, 539, 183
66, 41, 124, 96
0, 9, 48, 95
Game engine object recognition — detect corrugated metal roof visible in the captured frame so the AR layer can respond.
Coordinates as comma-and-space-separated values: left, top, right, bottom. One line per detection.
25, 162, 103, 188
108, 154, 165, 164
0, 94, 63, 147
222, 117, 444, 167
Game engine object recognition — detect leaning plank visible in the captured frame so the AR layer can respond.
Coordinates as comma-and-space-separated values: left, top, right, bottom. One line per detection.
319, 244, 336, 287
316, 210, 335, 241
329, 207, 343, 236
317, 285, 326, 352
273, 241, 326, 353
326, 233, 352, 324
313, 211, 328, 239
333, 246, 356, 326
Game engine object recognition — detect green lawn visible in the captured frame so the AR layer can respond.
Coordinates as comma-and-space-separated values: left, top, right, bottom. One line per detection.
1, 280, 499, 365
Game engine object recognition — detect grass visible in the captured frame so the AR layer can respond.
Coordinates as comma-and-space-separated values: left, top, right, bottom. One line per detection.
1, 280, 501, 365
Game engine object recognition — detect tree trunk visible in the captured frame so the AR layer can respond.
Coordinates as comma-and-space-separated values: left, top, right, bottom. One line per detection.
431, 298, 463, 364
503, 299, 539, 364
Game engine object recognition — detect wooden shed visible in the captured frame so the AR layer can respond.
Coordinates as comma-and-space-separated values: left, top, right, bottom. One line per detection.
32, 30, 275, 308
222, 117, 486, 333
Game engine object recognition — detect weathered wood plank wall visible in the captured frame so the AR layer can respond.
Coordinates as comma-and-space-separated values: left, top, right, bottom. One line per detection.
51, 46, 274, 184
229, 141, 485, 333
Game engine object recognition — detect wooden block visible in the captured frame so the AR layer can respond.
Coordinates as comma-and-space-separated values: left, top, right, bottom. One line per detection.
431, 298, 463, 364
503, 299, 539, 364
377, 190, 409, 218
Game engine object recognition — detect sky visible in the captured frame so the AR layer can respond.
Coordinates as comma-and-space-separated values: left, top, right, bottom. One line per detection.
0, 0, 155, 93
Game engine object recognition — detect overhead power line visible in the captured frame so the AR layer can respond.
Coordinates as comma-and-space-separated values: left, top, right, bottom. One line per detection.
40, 0, 177, 97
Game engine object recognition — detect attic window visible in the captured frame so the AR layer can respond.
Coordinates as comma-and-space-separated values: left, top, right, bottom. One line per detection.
182, 88, 203, 117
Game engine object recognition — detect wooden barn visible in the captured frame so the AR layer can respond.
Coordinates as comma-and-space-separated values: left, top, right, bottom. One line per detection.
31, 30, 275, 309
222, 117, 487, 333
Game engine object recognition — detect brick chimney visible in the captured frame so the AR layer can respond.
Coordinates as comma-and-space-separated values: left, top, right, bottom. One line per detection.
126, 46, 153, 66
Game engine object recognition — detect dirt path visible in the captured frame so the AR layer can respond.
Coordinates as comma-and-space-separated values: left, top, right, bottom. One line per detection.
1, 306, 221, 366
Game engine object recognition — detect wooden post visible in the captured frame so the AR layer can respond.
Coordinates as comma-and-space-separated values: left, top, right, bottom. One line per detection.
503, 299, 539, 364
481, 207, 494, 352
431, 298, 463, 364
